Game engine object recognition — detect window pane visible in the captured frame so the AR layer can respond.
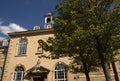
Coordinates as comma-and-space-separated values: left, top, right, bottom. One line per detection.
16, 71, 23, 80
0, 67, 3, 75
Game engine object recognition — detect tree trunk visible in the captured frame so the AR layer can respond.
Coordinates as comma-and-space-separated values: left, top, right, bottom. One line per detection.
112, 62, 119, 81
100, 57, 112, 81
83, 62, 91, 81
85, 72, 90, 81
96, 37, 112, 81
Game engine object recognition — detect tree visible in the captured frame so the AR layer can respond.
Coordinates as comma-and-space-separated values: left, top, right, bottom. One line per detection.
110, 36, 120, 81
40, 0, 120, 81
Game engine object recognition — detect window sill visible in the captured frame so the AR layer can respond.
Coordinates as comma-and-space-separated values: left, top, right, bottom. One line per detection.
0, 57, 5, 59
35, 52, 43, 55
15, 54, 27, 57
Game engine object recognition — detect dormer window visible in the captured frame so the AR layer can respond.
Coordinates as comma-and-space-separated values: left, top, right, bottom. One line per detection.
33, 26, 41, 30
2, 39, 8, 47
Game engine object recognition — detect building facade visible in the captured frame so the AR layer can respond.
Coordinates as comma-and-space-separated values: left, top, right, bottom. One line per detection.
0, 39, 9, 81
2, 29, 74, 81
1, 13, 120, 81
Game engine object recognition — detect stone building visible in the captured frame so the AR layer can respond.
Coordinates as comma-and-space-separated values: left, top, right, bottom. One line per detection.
0, 39, 9, 81
1, 13, 120, 81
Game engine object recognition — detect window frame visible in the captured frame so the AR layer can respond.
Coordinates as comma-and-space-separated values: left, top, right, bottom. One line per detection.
0, 67, 3, 75
14, 66, 24, 81
17, 38, 27, 56
54, 63, 67, 81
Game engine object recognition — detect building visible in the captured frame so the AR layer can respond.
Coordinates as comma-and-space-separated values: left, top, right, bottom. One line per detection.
0, 39, 9, 81
1, 13, 120, 81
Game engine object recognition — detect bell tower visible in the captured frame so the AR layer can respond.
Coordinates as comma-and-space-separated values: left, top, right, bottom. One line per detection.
44, 12, 54, 29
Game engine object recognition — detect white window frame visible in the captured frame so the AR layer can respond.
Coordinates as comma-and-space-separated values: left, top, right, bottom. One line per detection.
54, 64, 67, 81
17, 39, 27, 55
14, 71, 24, 81
13, 66, 24, 81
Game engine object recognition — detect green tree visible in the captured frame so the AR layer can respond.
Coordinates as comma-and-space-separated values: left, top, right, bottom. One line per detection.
40, 0, 120, 81
110, 36, 120, 81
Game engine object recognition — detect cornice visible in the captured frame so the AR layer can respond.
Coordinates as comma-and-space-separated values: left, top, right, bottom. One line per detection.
8, 29, 54, 38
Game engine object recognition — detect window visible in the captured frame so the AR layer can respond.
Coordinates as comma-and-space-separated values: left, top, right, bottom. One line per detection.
55, 63, 67, 81
2, 39, 8, 47
17, 38, 27, 55
47, 18, 51, 23
14, 66, 24, 81
33, 26, 40, 30
0, 67, 3, 75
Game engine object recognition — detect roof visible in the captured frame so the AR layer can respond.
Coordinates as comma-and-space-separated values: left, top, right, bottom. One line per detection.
8, 29, 54, 38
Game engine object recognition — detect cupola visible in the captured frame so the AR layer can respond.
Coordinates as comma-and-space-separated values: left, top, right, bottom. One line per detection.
44, 12, 54, 29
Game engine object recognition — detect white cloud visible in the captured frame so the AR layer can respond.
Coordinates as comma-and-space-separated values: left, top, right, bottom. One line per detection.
0, 23, 27, 35
0, 37, 5, 41
0, 20, 28, 40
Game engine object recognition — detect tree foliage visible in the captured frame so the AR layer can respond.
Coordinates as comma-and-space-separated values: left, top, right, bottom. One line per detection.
39, 0, 120, 81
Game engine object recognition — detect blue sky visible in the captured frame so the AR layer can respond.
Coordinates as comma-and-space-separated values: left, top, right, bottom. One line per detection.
0, 0, 57, 40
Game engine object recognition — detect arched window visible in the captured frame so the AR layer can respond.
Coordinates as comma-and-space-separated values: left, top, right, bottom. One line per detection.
47, 18, 51, 23
14, 66, 24, 81
55, 63, 67, 81
18, 38, 27, 55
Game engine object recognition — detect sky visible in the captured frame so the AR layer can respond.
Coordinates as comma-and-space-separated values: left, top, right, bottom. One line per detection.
0, 0, 57, 40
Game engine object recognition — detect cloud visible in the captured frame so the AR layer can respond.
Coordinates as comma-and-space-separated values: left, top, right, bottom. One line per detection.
0, 23, 27, 35
0, 37, 5, 41
0, 21, 27, 40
